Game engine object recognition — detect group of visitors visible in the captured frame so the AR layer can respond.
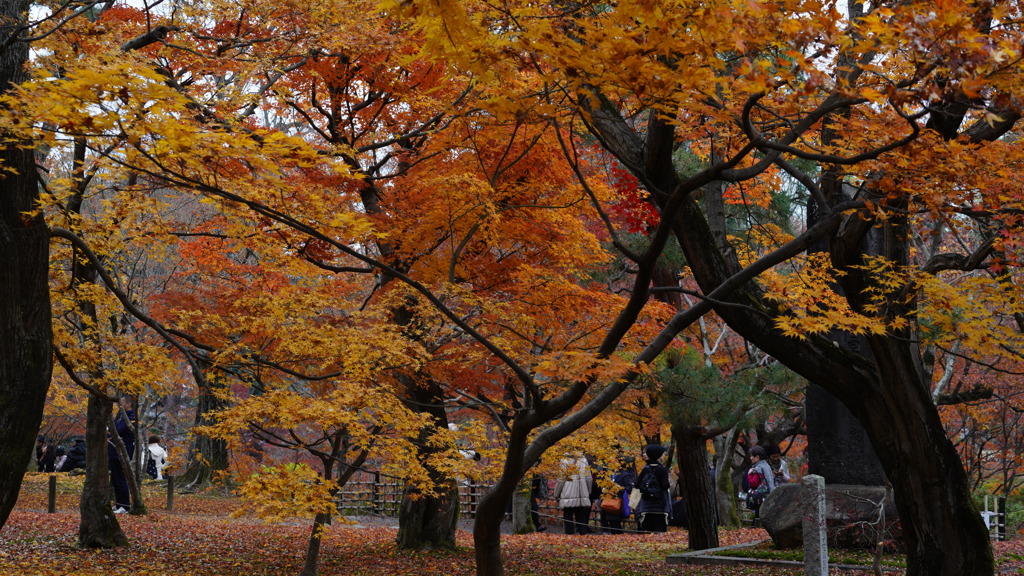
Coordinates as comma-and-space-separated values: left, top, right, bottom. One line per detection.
534, 443, 675, 535
744, 443, 791, 521
35, 395, 169, 514
533, 440, 792, 534
35, 435, 87, 473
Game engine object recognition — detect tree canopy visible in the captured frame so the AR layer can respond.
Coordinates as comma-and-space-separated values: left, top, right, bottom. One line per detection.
4, 1, 1024, 576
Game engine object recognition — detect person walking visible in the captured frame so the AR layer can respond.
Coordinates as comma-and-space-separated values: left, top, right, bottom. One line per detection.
554, 454, 594, 534
635, 444, 671, 533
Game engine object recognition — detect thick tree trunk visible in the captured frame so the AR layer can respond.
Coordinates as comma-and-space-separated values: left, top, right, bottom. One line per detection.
181, 374, 229, 489
396, 374, 458, 550
0, 0, 52, 532
396, 483, 460, 549
859, 339, 993, 576
673, 427, 718, 550
78, 395, 127, 547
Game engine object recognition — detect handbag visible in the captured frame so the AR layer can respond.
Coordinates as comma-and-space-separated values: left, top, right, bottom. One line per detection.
600, 494, 623, 515
628, 487, 642, 509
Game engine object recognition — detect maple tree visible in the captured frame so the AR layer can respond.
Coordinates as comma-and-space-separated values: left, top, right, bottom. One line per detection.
389, 0, 1024, 575
7, 4, 1024, 576
1, 1, 655, 569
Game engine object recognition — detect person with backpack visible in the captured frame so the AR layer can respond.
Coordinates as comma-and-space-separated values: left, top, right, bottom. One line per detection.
635, 444, 672, 533
745, 445, 776, 521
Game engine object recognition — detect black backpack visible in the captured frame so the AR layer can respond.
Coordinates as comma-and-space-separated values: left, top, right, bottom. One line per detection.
638, 465, 663, 500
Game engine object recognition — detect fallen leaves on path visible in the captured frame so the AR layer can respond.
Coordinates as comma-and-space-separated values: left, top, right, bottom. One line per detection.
4, 475, 1023, 575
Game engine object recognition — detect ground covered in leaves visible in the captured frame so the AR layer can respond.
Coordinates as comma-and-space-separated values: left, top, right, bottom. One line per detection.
3, 473, 1024, 576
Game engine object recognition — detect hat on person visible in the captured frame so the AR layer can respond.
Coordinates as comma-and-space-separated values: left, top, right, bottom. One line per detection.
644, 444, 667, 461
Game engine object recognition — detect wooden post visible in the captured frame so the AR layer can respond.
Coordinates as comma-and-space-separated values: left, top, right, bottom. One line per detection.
802, 474, 828, 576
372, 472, 380, 514
47, 474, 56, 513
166, 475, 175, 512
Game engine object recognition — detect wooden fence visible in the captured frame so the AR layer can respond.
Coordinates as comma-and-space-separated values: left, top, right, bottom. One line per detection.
334, 469, 505, 518
334, 469, 567, 526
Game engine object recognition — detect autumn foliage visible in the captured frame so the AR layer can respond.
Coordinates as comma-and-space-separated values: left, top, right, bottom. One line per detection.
5, 0, 1024, 575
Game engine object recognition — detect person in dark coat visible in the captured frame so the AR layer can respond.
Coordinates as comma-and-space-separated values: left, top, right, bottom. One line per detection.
61, 437, 87, 471
635, 444, 672, 533
108, 396, 137, 513
530, 472, 551, 532
36, 436, 56, 472
599, 457, 636, 534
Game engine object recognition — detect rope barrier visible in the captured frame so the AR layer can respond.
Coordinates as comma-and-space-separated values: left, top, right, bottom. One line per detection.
532, 508, 674, 535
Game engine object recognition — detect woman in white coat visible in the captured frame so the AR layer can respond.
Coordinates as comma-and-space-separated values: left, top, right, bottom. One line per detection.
146, 435, 167, 480
553, 455, 594, 534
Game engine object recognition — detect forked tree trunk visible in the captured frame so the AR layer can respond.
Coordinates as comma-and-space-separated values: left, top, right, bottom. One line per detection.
298, 455, 335, 576
78, 394, 127, 547
299, 440, 371, 576
473, 424, 530, 576
298, 510, 332, 576
673, 426, 718, 550
0, 0, 52, 532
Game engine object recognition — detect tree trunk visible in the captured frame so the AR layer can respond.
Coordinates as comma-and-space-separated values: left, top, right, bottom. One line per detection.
298, 510, 331, 576
473, 441, 524, 576
180, 372, 229, 489
78, 394, 127, 547
673, 426, 718, 550
0, 0, 52, 532
858, 339, 993, 576
712, 428, 741, 527
396, 483, 460, 550
396, 374, 458, 550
